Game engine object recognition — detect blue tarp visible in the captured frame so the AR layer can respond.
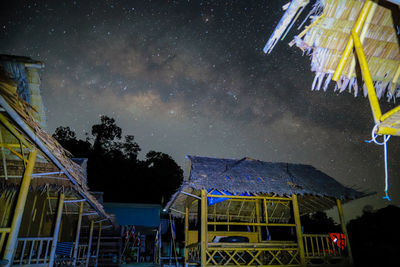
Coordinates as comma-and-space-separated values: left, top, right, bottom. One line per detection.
103, 203, 161, 227
208, 189, 252, 205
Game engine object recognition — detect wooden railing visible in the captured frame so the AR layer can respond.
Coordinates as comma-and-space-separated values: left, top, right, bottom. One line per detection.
206, 246, 300, 266
11, 239, 93, 267
0, 228, 10, 252
206, 242, 299, 266
303, 234, 348, 265
76, 244, 89, 264
187, 242, 201, 264
187, 241, 300, 266
13, 237, 53, 266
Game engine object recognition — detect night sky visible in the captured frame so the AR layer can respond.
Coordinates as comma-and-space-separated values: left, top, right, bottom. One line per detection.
1, 0, 399, 219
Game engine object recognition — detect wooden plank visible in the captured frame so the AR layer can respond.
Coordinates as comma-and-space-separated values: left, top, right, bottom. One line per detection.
200, 189, 208, 267
292, 194, 305, 267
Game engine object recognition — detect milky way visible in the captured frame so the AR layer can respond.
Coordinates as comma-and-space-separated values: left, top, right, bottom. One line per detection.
1, 0, 399, 218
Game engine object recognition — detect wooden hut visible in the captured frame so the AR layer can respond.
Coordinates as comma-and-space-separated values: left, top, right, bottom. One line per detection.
166, 156, 367, 267
264, 0, 400, 136
0, 55, 113, 266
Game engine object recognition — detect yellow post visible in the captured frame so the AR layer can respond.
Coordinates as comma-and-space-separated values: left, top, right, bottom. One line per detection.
292, 194, 306, 267
200, 189, 208, 267
332, 0, 372, 82
86, 220, 94, 267
336, 199, 353, 265
184, 199, 189, 266
73, 201, 84, 266
352, 30, 382, 123
3, 149, 37, 267
49, 192, 65, 267
263, 198, 268, 223
255, 199, 262, 242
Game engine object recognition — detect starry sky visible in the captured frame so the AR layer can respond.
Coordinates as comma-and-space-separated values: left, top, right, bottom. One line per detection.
1, 0, 399, 219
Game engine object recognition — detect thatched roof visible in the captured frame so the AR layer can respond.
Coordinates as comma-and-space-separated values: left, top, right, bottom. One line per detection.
264, 0, 399, 100
0, 54, 44, 67
166, 156, 368, 220
0, 62, 110, 221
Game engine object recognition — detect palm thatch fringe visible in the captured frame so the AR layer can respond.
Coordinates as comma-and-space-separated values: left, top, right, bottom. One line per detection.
0, 72, 87, 189
0, 63, 109, 220
265, 0, 400, 100
166, 156, 370, 219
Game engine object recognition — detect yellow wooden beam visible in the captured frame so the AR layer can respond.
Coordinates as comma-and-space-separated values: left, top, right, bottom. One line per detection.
7, 147, 28, 163
263, 198, 268, 224
380, 105, 400, 122
0, 114, 32, 150
336, 199, 353, 265
3, 149, 37, 267
200, 189, 208, 267
0, 144, 25, 148
207, 221, 296, 227
255, 200, 262, 242
352, 30, 382, 123
333, 0, 373, 82
206, 194, 291, 201
292, 194, 306, 267
184, 199, 189, 265
0, 141, 28, 162
378, 126, 400, 136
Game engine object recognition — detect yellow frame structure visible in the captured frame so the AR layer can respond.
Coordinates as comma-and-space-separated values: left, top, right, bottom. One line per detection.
184, 190, 352, 267
333, 0, 400, 136
0, 115, 106, 266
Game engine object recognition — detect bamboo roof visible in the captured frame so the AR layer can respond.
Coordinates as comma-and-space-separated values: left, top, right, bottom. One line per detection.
0, 66, 110, 221
264, 0, 400, 100
167, 156, 368, 220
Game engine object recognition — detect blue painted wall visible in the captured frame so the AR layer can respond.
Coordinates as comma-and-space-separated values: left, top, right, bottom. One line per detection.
103, 203, 161, 227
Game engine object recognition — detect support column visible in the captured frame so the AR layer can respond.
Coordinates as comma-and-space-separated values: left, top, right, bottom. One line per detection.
255, 199, 262, 242
49, 192, 65, 267
95, 222, 102, 267
184, 199, 189, 266
336, 199, 353, 265
292, 194, 306, 267
86, 220, 94, 267
3, 149, 37, 267
200, 189, 207, 267
73, 201, 84, 266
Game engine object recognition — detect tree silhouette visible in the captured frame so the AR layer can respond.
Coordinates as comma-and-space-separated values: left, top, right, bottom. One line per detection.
53, 126, 91, 158
53, 115, 183, 204
144, 151, 183, 204
347, 205, 400, 266
92, 116, 122, 154
123, 135, 141, 161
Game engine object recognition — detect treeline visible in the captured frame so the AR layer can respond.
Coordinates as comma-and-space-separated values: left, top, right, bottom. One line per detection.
53, 115, 183, 204
347, 205, 400, 266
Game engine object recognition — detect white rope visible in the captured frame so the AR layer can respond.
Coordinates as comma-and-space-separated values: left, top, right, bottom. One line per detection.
365, 124, 391, 201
